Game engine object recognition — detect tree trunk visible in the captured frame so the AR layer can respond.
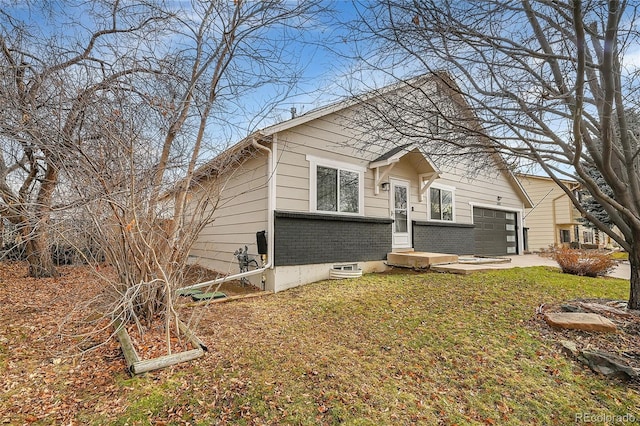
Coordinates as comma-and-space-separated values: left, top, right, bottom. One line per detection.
24, 228, 58, 278
628, 244, 640, 310
25, 161, 59, 278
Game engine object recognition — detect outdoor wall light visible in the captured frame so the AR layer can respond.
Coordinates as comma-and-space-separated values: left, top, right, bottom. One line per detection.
381, 182, 390, 191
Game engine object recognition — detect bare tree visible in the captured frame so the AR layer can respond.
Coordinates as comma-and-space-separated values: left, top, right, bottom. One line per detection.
346, 0, 640, 308
64, 0, 331, 350
0, 1, 170, 277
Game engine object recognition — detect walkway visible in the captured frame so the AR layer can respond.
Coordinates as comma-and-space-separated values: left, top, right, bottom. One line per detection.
431, 254, 630, 280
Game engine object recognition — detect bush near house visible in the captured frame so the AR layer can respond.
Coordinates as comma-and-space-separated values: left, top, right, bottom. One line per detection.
549, 246, 617, 277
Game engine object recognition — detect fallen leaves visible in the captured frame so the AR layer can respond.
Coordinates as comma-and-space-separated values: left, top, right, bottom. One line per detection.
0, 261, 126, 424
1, 263, 638, 424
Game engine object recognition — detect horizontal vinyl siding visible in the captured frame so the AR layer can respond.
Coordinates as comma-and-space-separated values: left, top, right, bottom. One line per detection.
519, 175, 577, 251
275, 147, 310, 212
274, 112, 526, 228
275, 125, 387, 216
190, 155, 268, 272
430, 161, 524, 225
523, 177, 557, 250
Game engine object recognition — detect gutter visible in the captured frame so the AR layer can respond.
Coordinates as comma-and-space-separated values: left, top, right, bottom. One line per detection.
252, 135, 276, 271
177, 135, 277, 292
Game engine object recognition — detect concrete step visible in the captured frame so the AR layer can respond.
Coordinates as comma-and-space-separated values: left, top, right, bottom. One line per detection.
387, 251, 459, 269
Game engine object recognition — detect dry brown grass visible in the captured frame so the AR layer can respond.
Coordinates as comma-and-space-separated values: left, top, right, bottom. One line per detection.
1, 261, 638, 425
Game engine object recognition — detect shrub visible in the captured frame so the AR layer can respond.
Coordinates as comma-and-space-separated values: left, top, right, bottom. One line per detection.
549, 246, 617, 277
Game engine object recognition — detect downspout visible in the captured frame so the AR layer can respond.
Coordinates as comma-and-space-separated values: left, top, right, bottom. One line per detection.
252, 135, 276, 271
552, 193, 564, 245
178, 136, 276, 293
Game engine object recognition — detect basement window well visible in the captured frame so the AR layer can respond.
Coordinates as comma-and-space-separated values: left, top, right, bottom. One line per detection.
329, 263, 363, 279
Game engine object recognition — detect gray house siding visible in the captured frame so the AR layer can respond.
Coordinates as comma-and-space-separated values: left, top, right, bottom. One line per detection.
412, 221, 476, 255
274, 211, 393, 266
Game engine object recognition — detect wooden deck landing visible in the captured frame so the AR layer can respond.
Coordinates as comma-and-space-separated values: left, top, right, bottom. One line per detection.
387, 251, 459, 269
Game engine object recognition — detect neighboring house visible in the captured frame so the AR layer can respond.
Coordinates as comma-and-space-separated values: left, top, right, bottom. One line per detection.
518, 173, 604, 251
188, 76, 533, 292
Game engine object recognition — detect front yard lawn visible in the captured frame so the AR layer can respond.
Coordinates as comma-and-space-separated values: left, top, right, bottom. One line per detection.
1, 263, 638, 425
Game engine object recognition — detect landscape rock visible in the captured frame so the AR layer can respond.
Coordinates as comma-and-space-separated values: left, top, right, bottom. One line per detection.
544, 312, 617, 333
579, 302, 632, 318
561, 304, 584, 313
609, 300, 629, 310
560, 340, 580, 358
578, 350, 639, 379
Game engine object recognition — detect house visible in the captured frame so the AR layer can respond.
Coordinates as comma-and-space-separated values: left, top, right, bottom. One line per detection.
187, 76, 533, 292
517, 173, 604, 251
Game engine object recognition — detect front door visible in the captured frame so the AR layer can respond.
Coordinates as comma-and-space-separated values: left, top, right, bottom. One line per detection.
391, 179, 411, 249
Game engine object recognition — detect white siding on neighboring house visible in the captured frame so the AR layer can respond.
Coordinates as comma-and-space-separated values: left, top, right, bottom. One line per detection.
518, 174, 592, 251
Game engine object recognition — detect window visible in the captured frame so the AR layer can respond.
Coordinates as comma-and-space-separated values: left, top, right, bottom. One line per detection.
560, 229, 571, 243
307, 155, 364, 215
583, 231, 594, 243
429, 185, 454, 221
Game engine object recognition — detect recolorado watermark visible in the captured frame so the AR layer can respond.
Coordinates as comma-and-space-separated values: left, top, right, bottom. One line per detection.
575, 412, 637, 423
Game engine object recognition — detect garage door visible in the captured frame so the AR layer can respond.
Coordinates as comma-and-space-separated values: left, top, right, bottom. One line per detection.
473, 208, 518, 256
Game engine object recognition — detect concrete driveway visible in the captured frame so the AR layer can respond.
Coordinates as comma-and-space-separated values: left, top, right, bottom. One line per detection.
507, 254, 630, 280
432, 254, 630, 279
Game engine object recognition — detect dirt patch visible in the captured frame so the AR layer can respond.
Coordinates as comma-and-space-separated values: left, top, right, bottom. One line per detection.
182, 264, 261, 297
533, 298, 640, 385
122, 317, 196, 361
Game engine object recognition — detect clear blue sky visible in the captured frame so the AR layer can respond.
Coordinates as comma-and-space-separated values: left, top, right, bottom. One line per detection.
1, 1, 362, 147
5, 0, 639, 154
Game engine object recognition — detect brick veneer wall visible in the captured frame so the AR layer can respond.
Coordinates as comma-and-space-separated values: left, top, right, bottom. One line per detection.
274, 211, 393, 266
412, 221, 476, 255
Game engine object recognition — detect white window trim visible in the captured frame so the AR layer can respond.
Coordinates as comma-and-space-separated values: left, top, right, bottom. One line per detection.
427, 183, 456, 222
307, 155, 365, 216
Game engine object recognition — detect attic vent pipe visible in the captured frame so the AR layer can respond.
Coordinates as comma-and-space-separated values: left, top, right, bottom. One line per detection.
290, 107, 296, 119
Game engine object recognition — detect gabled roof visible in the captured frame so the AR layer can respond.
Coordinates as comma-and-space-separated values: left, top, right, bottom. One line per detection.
187, 72, 534, 208
371, 143, 413, 164
506, 171, 534, 209
260, 74, 438, 136
369, 143, 441, 175
517, 172, 581, 190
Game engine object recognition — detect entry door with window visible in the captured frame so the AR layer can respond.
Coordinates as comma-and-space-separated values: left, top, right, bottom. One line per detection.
390, 179, 411, 249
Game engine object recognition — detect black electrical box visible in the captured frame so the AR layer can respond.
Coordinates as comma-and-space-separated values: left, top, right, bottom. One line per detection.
256, 231, 268, 255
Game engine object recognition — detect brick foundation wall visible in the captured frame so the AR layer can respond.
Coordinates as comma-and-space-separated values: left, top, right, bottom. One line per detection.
274, 211, 393, 266
412, 221, 476, 255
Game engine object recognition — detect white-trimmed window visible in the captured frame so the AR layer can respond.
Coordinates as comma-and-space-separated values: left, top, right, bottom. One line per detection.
307, 155, 364, 215
428, 184, 455, 221
583, 230, 594, 243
